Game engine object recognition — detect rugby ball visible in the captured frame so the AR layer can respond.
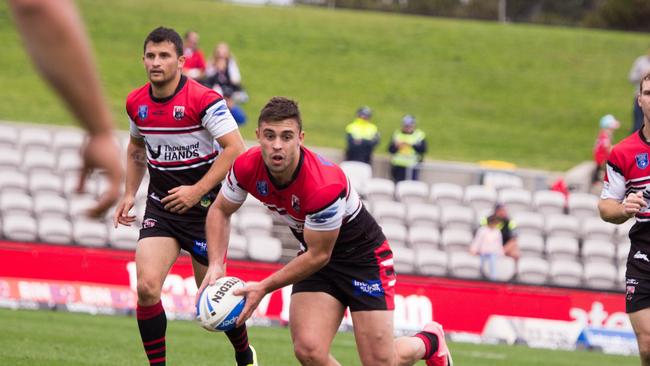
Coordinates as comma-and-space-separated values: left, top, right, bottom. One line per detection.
196, 276, 246, 332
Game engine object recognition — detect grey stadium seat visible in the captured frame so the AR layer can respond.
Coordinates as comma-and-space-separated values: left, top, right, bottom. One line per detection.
482, 171, 523, 191
544, 214, 579, 239
581, 216, 616, 241
395, 180, 429, 204
339, 161, 372, 197
581, 239, 616, 264
73, 219, 109, 247
448, 252, 482, 280
405, 203, 439, 229
0, 191, 33, 216
52, 129, 84, 155
239, 212, 273, 238
517, 233, 545, 258
29, 171, 64, 196
617, 241, 631, 267
533, 190, 566, 216
516, 257, 549, 285
429, 182, 463, 207
3, 215, 37, 242
498, 188, 533, 214
22, 149, 56, 174
0, 124, 19, 149
440, 228, 473, 253
463, 185, 497, 214
38, 217, 73, 245
546, 236, 580, 261
512, 211, 544, 237
407, 225, 440, 249
365, 178, 395, 203
567, 193, 599, 219
33, 193, 68, 219
481, 256, 516, 282
549, 259, 583, 287
381, 222, 408, 247
439, 205, 475, 232
0, 170, 28, 194
227, 233, 248, 260
415, 248, 448, 276
57, 151, 83, 174
373, 200, 406, 226
247, 236, 282, 262
0, 147, 20, 171
615, 219, 635, 243
391, 246, 416, 274
584, 262, 618, 290
18, 128, 51, 151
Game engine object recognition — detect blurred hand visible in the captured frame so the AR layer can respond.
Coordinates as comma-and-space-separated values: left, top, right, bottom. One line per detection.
78, 133, 123, 218
161, 185, 202, 214
195, 264, 225, 306
233, 281, 266, 327
623, 191, 647, 218
113, 195, 136, 228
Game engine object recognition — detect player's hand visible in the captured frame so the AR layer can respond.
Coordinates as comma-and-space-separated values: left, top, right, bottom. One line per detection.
196, 264, 225, 306
78, 133, 123, 218
161, 185, 202, 214
233, 281, 266, 327
113, 195, 136, 228
622, 191, 647, 218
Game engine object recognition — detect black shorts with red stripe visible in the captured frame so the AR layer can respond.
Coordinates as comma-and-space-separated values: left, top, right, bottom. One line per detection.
138, 206, 209, 266
292, 239, 396, 311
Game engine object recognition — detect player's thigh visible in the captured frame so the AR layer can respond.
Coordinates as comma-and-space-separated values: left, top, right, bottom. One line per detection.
135, 236, 181, 290
290, 292, 345, 353
350, 310, 396, 366
630, 307, 650, 351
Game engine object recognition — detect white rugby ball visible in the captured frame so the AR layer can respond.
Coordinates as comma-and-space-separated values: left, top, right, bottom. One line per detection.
196, 276, 246, 332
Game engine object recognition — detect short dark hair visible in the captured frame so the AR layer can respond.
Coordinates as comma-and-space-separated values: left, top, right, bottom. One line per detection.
641, 72, 650, 93
258, 97, 302, 131
143, 27, 183, 57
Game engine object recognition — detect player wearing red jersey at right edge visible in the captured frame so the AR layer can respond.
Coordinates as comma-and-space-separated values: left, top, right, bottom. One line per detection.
199, 97, 452, 366
599, 72, 650, 366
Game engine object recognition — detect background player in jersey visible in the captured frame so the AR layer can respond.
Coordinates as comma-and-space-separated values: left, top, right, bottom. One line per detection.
9, 0, 122, 217
113, 27, 255, 366
599, 72, 650, 366
200, 97, 452, 366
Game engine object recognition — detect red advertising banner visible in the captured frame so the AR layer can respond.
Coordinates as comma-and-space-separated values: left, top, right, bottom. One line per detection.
0, 242, 628, 334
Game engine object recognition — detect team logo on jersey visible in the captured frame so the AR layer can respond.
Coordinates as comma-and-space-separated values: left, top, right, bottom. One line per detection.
636, 153, 649, 169
145, 140, 161, 159
291, 194, 301, 212
200, 195, 212, 208
173, 105, 185, 120
256, 180, 269, 196
627, 285, 636, 301
142, 218, 157, 228
138, 105, 148, 120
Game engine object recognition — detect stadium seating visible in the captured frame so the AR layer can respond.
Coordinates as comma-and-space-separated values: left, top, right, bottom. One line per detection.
407, 225, 440, 249
339, 161, 372, 196
109, 224, 139, 250
440, 228, 473, 253
29, 172, 64, 196
57, 151, 83, 174
581, 239, 616, 264
18, 128, 51, 151
615, 219, 634, 243
567, 193, 599, 219
68, 194, 100, 218
544, 214, 580, 239
391, 246, 416, 274
380, 222, 408, 247
517, 233, 545, 258
73, 219, 108, 247
364, 178, 395, 203
584, 262, 618, 290
227, 233, 248, 260
395, 180, 429, 204
239, 212, 273, 238
549, 259, 583, 287
415, 248, 448, 276
0, 125, 18, 149
0, 147, 20, 171
617, 241, 631, 267
516, 257, 549, 285
22, 149, 56, 173
581, 216, 615, 241
33, 194, 68, 218
246, 236, 282, 262
439, 205, 475, 232
52, 130, 84, 155
372, 200, 406, 226
0, 170, 28, 194
512, 211, 544, 236
38, 217, 73, 245
429, 182, 463, 207
3, 215, 37, 242
481, 171, 523, 191
545, 236, 580, 261
481, 256, 516, 282
533, 190, 565, 215
463, 185, 498, 214
498, 188, 532, 214
448, 252, 481, 279
405, 203, 439, 228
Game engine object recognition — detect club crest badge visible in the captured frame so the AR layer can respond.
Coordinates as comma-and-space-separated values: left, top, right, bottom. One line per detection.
636, 153, 649, 169
256, 180, 269, 196
173, 105, 185, 120
291, 194, 301, 212
138, 105, 148, 120
142, 218, 157, 228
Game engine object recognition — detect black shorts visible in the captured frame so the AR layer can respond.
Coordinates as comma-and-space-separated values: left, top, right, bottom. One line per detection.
292, 240, 396, 312
139, 209, 209, 266
626, 277, 650, 313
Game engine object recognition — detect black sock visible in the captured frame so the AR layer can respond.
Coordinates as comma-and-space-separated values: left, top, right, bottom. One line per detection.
137, 301, 167, 366
416, 330, 439, 359
225, 325, 253, 365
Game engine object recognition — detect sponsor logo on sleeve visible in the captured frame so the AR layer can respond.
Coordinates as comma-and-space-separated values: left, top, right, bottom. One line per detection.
636, 153, 649, 169
309, 202, 340, 223
352, 279, 384, 297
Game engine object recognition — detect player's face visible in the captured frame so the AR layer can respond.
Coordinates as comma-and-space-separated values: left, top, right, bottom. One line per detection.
256, 119, 304, 180
143, 41, 185, 86
640, 80, 650, 122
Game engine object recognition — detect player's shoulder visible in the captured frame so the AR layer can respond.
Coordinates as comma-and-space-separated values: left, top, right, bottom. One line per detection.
612, 131, 644, 155
301, 148, 347, 213
233, 146, 262, 175
186, 77, 220, 99
126, 84, 149, 106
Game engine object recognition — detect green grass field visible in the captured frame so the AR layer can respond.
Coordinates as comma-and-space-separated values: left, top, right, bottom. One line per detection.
0, 0, 648, 170
0, 308, 637, 366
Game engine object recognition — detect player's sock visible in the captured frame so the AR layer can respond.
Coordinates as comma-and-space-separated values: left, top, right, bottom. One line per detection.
415, 330, 440, 360
137, 301, 167, 366
225, 324, 253, 365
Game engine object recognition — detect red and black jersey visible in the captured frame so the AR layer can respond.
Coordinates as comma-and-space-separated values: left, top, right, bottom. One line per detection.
126, 75, 238, 221
222, 146, 385, 256
602, 129, 650, 279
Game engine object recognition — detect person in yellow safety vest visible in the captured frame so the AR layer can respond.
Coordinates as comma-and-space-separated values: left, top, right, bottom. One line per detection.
344, 106, 380, 164
388, 114, 427, 182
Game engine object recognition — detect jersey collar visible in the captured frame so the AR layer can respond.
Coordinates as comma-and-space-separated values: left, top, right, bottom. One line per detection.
148, 75, 187, 103
266, 148, 305, 191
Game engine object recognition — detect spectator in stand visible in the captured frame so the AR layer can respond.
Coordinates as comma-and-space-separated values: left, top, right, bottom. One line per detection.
344, 106, 379, 164
222, 85, 246, 126
204, 42, 248, 104
481, 203, 520, 260
629, 47, 650, 132
388, 114, 427, 182
470, 214, 504, 281
592, 114, 620, 185
182, 30, 206, 80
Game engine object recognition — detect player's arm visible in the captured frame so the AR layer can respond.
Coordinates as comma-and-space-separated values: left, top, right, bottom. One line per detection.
599, 195, 645, 224
113, 136, 147, 227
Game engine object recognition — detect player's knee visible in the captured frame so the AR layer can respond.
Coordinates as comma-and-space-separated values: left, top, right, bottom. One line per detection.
360, 352, 394, 366
293, 341, 329, 365
136, 277, 162, 304
637, 333, 650, 363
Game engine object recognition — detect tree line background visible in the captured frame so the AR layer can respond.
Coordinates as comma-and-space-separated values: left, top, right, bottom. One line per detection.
298, 0, 650, 33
